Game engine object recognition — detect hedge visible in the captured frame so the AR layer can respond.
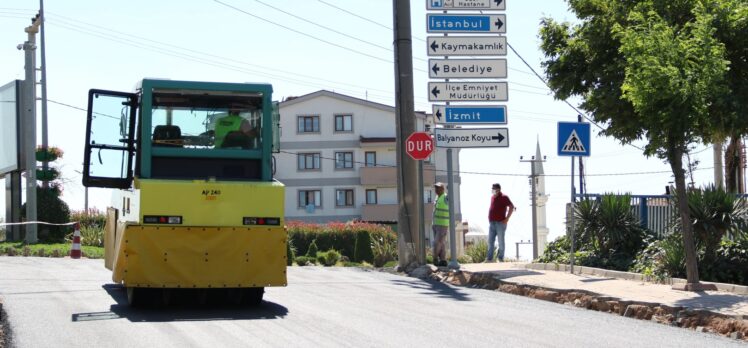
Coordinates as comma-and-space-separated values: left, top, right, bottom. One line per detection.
287, 221, 395, 262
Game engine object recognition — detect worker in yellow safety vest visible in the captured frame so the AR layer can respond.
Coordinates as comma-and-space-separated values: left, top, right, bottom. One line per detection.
432, 182, 449, 267
214, 105, 257, 149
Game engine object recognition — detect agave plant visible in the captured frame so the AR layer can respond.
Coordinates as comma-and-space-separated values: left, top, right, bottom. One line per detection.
573, 194, 645, 257
670, 185, 748, 257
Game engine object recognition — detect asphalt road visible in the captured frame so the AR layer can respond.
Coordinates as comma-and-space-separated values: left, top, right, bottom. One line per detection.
0, 257, 743, 348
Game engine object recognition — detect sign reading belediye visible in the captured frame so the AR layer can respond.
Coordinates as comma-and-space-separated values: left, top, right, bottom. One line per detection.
429, 58, 507, 79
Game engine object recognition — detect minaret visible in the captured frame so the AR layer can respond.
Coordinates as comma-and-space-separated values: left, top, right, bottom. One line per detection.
534, 141, 550, 256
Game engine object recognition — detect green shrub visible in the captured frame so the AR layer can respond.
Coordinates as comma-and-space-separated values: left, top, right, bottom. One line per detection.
700, 240, 748, 285
317, 249, 341, 266
287, 221, 395, 261
295, 256, 316, 266
537, 235, 571, 264
383, 260, 398, 268
631, 233, 686, 279
22, 186, 71, 243
371, 233, 397, 267
457, 254, 473, 264
574, 194, 646, 257
354, 230, 374, 263
465, 240, 489, 263
286, 237, 296, 266
306, 239, 319, 258
74, 225, 104, 247
69, 208, 107, 229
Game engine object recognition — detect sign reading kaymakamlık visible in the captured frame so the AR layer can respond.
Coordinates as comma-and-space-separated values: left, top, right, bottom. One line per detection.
433, 105, 507, 125
427, 0, 506, 11
427, 36, 507, 57
428, 82, 508, 102
427, 14, 506, 33
429, 58, 507, 79
435, 127, 509, 148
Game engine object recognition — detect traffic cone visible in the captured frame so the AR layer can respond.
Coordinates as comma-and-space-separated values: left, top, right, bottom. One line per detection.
70, 223, 82, 259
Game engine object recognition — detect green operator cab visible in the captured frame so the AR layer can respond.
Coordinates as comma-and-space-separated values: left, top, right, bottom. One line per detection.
82, 79, 285, 306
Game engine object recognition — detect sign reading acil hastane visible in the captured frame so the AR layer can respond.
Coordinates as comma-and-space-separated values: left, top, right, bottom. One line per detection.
427, 0, 506, 11
435, 127, 509, 148
429, 58, 507, 79
427, 14, 506, 33
427, 36, 507, 57
429, 82, 508, 102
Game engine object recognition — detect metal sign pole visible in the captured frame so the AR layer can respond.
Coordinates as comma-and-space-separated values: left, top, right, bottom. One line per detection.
569, 156, 576, 274
447, 148, 459, 270
418, 160, 426, 264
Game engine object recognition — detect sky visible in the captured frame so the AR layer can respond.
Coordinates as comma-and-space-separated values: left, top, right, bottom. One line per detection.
0, 0, 731, 260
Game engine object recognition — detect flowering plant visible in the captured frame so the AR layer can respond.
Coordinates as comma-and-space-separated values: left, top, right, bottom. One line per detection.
35, 146, 64, 162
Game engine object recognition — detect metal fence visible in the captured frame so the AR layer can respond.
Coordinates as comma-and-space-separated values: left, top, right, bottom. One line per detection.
573, 193, 748, 237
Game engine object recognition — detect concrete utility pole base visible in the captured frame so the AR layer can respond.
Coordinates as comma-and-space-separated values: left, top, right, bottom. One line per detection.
671, 282, 719, 292
447, 260, 460, 270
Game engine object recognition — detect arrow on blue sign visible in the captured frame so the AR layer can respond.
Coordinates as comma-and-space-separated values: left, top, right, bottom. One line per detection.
433, 105, 507, 125
427, 14, 506, 33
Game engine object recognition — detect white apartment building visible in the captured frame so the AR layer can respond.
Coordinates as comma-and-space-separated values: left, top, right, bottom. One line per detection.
276, 90, 462, 226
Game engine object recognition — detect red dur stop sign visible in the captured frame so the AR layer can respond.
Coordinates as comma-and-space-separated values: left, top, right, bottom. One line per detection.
405, 132, 434, 160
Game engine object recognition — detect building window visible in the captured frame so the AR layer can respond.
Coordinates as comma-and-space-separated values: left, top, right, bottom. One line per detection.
365, 151, 376, 167
366, 189, 377, 205
336, 189, 354, 207
298, 115, 320, 133
298, 190, 322, 208
298, 153, 321, 170
335, 114, 353, 132
335, 151, 354, 169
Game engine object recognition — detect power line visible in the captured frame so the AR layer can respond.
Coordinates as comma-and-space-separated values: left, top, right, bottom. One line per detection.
276, 149, 704, 178
212, 0, 393, 64
249, 0, 396, 55
45, 98, 696, 178
315, 0, 397, 35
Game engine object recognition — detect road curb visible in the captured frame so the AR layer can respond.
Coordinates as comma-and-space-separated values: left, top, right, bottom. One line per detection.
430, 268, 748, 341
524, 263, 748, 296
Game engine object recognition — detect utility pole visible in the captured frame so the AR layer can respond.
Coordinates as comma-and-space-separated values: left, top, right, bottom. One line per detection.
39, 0, 50, 189
21, 13, 42, 243
520, 155, 546, 259
393, 0, 420, 268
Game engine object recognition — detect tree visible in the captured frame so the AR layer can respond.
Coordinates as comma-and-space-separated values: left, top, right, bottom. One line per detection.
539, 0, 748, 289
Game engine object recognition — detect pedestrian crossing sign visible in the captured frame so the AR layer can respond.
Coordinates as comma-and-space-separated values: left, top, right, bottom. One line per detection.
557, 122, 590, 157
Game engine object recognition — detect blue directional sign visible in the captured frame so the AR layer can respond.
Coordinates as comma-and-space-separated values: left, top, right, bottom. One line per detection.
557, 122, 590, 157
427, 14, 506, 33
433, 105, 507, 125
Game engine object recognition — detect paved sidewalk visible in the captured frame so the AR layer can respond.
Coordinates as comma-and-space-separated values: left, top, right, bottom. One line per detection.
459, 262, 748, 317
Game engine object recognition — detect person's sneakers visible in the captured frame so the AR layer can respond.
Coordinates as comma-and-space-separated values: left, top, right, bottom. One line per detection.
482, 259, 492, 263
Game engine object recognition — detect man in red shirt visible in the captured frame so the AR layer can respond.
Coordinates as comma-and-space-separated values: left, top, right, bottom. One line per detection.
487, 183, 514, 262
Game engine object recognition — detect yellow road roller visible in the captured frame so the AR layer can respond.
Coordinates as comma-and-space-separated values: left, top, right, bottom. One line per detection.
82, 79, 286, 306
